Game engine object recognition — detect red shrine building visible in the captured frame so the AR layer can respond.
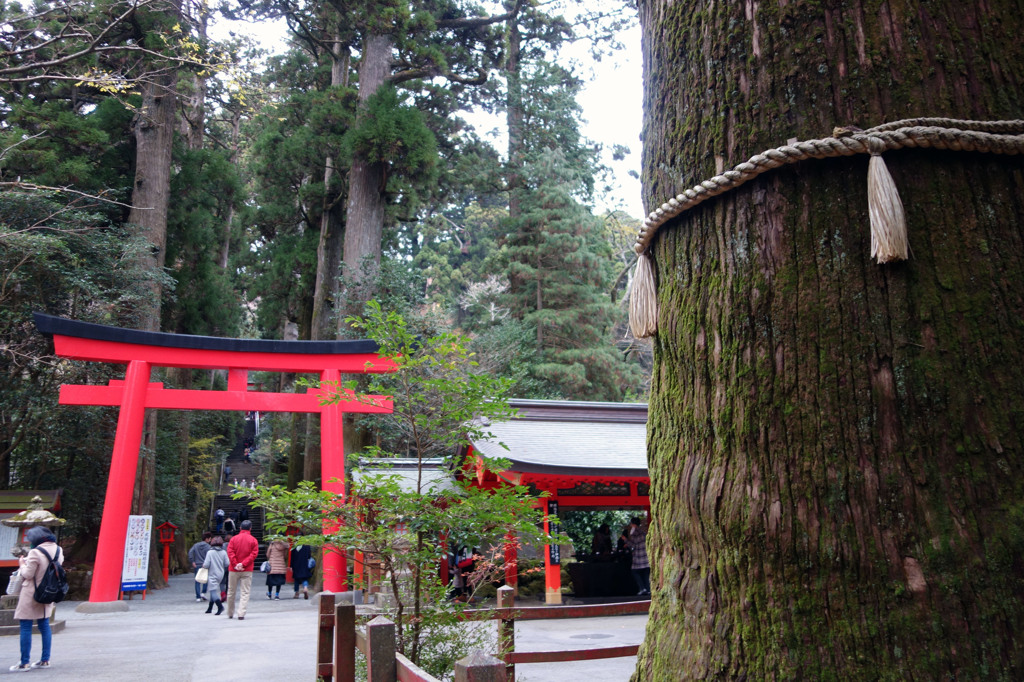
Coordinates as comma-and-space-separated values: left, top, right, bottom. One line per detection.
462, 399, 650, 604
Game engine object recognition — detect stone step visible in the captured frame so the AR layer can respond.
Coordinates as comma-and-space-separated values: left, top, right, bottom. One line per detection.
0, 619, 65, 637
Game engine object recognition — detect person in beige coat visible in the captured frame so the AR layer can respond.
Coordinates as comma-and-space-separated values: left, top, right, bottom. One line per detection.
264, 539, 289, 599
10, 526, 62, 672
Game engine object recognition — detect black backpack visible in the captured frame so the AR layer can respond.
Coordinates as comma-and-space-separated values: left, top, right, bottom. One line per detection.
33, 546, 69, 604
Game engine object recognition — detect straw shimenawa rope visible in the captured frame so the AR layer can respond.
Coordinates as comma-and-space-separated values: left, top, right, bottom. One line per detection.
628, 118, 1024, 338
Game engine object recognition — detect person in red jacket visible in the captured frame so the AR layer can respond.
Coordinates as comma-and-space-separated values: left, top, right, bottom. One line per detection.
225, 520, 260, 620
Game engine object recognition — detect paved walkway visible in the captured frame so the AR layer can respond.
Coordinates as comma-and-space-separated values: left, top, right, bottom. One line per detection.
1, 574, 646, 680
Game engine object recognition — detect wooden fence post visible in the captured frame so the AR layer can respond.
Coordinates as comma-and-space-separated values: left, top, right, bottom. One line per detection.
365, 615, 396, 682
335, 600, 356, 682
455, 651, 507, 682
317, 593, 337, 682
497, 585, 515, 681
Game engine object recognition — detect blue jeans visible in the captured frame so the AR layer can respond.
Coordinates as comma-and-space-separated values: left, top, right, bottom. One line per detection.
19, 618, 51, 665
194, 568, 208, 598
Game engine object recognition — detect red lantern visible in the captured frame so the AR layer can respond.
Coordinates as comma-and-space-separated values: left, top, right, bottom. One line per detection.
155, 522, 178, 583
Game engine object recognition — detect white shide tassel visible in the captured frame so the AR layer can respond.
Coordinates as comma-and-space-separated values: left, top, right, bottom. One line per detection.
629, 252, 658, 338
867, 152, 909, 263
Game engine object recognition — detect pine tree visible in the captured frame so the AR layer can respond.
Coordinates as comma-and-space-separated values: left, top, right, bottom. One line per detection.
501, 147, 642, 400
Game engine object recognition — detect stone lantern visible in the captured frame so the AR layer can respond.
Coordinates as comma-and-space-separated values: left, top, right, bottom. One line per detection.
1, 496, 66, 558
0, 496, 67, 635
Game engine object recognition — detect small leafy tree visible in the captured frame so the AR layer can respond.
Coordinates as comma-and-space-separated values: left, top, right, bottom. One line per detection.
245, 302, 561, 676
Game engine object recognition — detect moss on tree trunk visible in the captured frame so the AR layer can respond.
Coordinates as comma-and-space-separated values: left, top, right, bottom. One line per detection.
636, 1, 1024, 679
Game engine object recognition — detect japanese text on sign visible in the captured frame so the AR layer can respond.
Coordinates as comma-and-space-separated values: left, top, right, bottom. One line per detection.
121, 515, 152, 592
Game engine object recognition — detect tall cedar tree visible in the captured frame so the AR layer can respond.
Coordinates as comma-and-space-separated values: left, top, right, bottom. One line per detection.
502, 146, 641, 400
636, 0, 1024, 679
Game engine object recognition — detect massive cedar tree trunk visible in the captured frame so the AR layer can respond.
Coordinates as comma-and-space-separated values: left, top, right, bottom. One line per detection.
342, 32, 392, 308
636, 1, 1024, 679
304, 39, 350, 485
127, 62, 177, 588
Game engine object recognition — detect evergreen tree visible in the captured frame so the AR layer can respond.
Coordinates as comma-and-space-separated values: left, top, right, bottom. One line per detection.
501, 147, 643, 400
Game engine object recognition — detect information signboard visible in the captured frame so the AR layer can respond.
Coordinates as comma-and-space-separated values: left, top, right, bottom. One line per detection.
548, 500, 560, 565
121, 515, 152, 592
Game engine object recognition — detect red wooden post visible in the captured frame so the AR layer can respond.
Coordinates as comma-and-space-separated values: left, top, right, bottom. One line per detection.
455, 651, 507, 682
335, 600, 356, 682
503, 531, 517, 593
497, 585, 515, 681
160, 544, 169, 583
321, 368, 348, 593
89, 359, 150, 603
156, 521, 177, 584
317, 592, 337, 682
365, 616, 396, 682
542, 498, 561, 605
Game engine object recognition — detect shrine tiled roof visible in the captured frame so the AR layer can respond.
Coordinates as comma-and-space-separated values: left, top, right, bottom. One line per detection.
470, 400, 649, 478
353, 458, 457, 494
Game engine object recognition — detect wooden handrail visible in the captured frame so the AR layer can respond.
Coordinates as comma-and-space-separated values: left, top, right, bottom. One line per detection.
507, 644, 640, 664
396, 653, 440, 682
328, 591, 649, 681
462, 599, 650, 621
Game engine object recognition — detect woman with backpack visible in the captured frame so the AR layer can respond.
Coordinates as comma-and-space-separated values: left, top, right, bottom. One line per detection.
10, 526, 62, 671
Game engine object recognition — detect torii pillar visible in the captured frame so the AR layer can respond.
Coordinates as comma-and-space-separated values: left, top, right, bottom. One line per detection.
33, 313, 396, 606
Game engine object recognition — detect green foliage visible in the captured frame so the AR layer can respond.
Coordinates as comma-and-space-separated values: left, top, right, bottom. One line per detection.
501, 148, 647, 400
244, 307, 562, 674
343, 85, 437, 184
347, 300, 517, 461
0, 194, 159, 547
164, 146, 244, 336
561, 509, 634, 555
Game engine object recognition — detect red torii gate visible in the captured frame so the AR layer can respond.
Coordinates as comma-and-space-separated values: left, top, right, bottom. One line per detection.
33, 313, 396, 604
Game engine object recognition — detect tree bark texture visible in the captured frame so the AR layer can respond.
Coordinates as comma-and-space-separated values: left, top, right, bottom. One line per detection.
343, 32, 392, 311
505, 17, 524, 221
126, 55, 177, 590
636, 1, 1024, 679
128, 73, 176, 327
306, 41, 351, 487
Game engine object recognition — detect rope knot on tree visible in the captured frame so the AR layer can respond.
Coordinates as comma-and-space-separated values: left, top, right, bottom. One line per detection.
628, 118, 1024, 338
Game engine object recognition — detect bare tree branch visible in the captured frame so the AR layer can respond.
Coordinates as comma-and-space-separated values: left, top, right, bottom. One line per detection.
0, 182, 147, 209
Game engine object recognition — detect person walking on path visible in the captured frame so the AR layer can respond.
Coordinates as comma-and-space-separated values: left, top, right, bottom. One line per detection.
188, 532, 213, 602
622, 516, 650, 596
289, 544, 313, 599
264, 539, 289, 599
202, 536, 229, 615
214, 508, 225, 533
226, 520, 259, 620
10, 526, 62, 671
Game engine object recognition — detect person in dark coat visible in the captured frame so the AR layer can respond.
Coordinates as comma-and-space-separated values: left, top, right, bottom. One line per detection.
188, 531, 212, 601
591, 523, 613, 560
290, 544, 313, 599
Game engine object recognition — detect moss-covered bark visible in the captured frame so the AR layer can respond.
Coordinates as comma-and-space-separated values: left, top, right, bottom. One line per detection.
636, 1, 1024, 679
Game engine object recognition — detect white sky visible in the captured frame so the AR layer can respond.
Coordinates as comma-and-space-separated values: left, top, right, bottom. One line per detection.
578, 25, 645, 219
214, 15, 645, 218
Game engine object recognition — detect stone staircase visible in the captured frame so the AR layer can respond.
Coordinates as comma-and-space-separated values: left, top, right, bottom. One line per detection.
211, 429, 268, 564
